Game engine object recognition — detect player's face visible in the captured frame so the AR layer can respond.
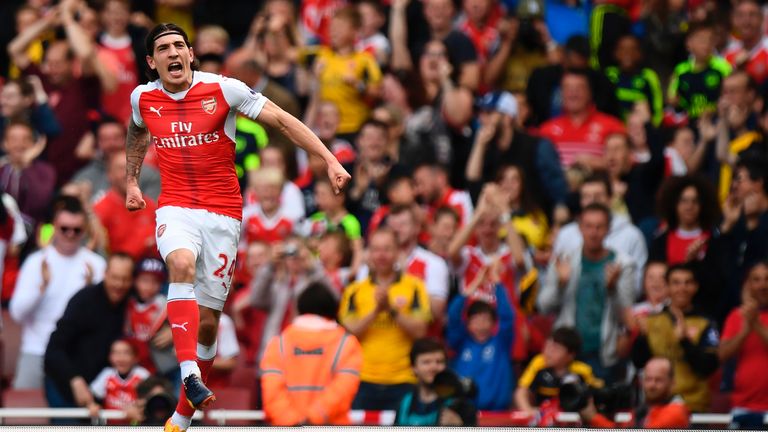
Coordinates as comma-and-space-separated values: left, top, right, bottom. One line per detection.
413, 351, 446, 385
109, 340, 137, 375
148, 33, 194, 92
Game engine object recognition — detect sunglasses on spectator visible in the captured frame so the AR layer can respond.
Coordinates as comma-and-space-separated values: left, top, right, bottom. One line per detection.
59, 225, 85, 235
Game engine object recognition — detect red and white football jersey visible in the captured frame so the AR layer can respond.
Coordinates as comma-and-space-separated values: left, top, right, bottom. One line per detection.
90, 366, 150, 411
427, 188, 474, 227
459, 244, 517, 301
725, 37, 768, 85
125, 294, 167, 342
242, 204, 295, 244
130, 72, 268, 220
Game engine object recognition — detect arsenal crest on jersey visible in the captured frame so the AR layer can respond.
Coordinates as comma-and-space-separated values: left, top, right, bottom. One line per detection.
201, 97, 217, 115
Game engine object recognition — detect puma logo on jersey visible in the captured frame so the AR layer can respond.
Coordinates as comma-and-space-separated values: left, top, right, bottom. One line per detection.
171, 322, 189, 332
149, 106, 163, 117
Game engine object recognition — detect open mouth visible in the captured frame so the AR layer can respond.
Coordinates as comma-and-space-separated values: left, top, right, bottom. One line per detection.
168, 62, 184, 77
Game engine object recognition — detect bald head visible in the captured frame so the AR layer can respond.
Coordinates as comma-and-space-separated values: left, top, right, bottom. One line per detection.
642, 357, 675, 404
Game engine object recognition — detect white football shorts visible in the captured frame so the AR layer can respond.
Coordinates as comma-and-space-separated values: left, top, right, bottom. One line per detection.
155, 206, 241, 311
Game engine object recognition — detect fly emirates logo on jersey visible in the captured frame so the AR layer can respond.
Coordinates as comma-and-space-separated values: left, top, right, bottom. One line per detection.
152, 121, 221, 149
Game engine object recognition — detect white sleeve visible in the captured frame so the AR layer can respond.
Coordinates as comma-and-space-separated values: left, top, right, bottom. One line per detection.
425, 256, 449, 300
355, 264, 370, 282
88, 254, 107, 285
219, 76, 269, 120
2, 194, 28, 246
9, 252, 44, 323
130, 87, 146, 127
457, 191, 474, 225
216, 314, 240, 359
89, 368, 111, 399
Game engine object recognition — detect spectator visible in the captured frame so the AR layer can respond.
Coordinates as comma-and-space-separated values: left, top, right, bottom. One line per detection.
96, 0, 148, 123
0, 120, 56, 228
413, 161, 474, 229
304, 177, 363, 271
92, 151, 157, 261
9, 0, 117, 185
124, 257, 174, 378
226, 47, 301, 162
448, 185, 532, 362
651, 175, 724, 316
395, 338, 448, 425
348, 120, 393, 231
447, 263, 515, 410
261, 282, 362, 425
632, 264, 720, 412
366, 169, 418, 235
552, 173, 647, 293
724, 0, 768, 86
0, 76, 61, 139
427, 207, 460, 260
538, 70, 626, 170
668, 21, 731, 119
194, 25, 229, 57
720, 159, 768, 321
9, 196, 106, 389
715, 71, 764, 201
44, 253, 133, 411
579, 357, 690, 428
254, 145, 306, 221
301, 6, 382, 136
72, 118, 161, 203
316, 231, 354, 295
496, 164, 550, 251
236, 237, 326, 361
381, 204, 450, 319
88, 339, 151, 424
465, 90, 568, 220
719, 261, 768, 430
356, 0, 390, 66
539, 203, 636, 382
604, 35, 664, 126
395, 39, 474, 176
632, 261, 670, 319
515, 327, 599, 420
248, 2, 302, 95
242, 168, 298, 245
390, 0, 480, 91
526, 35, 620, 126
340, 228, 430, 410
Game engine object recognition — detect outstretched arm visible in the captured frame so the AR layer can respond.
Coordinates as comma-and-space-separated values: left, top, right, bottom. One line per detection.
125, 119, 150, 211
258, 100, 351, 193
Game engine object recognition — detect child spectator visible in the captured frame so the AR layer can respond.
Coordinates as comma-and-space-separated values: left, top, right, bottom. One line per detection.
668, 21, 732, 119
395, 338, 448, 425
356, 0, 390, 66
604, 34, 664, 126
125, 257, 172, 376
514, 327, 599, 421
304, 178, 363, 270
302, 6, 382, 136
88, 339, 151, 424
242, 168, 297, 245
447, 262, 515, 411
317, 231, 354, 295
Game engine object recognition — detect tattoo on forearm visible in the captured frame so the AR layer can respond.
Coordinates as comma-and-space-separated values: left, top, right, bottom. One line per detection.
126, 120, 149, 182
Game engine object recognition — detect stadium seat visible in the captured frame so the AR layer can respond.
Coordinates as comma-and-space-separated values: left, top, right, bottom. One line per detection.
203, 387, 252, 426
1, 309, 21, 388
2, 388, 49, 425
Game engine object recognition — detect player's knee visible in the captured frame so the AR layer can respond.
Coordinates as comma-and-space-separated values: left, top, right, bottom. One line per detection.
198, 318, 218, 343
166, 251, 196, 282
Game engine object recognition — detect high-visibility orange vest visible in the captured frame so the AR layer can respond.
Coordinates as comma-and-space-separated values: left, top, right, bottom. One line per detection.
260, 315, 363, 425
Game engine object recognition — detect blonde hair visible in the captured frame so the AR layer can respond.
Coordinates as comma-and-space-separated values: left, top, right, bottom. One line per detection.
249, 167, 284, 189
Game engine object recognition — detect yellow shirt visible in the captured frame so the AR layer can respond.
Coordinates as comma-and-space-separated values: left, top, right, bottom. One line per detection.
305, 46, 382, 134
339, 274, 431, 385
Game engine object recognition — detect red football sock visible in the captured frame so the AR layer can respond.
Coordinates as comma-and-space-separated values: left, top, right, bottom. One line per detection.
167, 298, 199, 363
199, 357, 215, 382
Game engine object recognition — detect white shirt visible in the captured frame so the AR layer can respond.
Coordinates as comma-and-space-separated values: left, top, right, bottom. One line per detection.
9, 246, 106, 355
281, 182, 306, 222
217, 314, 240, 359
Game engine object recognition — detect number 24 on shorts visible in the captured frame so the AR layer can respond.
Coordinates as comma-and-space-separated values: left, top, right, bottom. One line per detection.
213, 253, 236, 288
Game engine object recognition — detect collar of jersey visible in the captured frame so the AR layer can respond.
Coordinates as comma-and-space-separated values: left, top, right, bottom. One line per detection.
158, 70, 197, 101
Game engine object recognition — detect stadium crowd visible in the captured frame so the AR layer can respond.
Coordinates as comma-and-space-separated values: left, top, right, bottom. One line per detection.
1, 0, 768, 428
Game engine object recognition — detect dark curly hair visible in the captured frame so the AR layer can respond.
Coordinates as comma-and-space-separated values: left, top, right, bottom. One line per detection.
656, 175, 720, 231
